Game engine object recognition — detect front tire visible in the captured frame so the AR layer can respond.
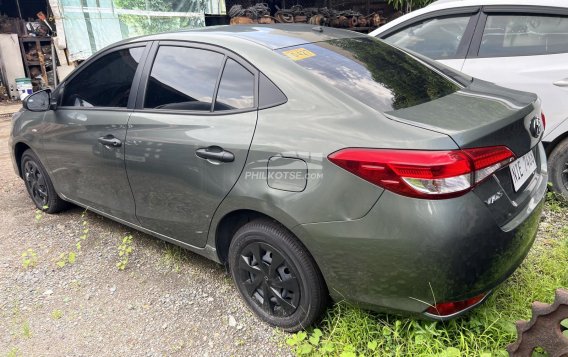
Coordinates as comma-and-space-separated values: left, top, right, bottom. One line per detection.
21, 149, 68, 213
228, 219, 328, 332
548, 138, 568, 197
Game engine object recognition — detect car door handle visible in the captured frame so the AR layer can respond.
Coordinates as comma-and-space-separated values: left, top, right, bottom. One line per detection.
196, 146, 234, 163
553, 78, 568, 87
98, 135, 122, 147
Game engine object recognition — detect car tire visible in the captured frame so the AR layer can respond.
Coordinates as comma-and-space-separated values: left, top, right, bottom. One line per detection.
228, 218, 328, 332
21, 149, 69, 213
548, 138, 568, 197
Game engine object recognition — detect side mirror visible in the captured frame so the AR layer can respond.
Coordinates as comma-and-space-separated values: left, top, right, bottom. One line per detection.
23, 89, 52, 112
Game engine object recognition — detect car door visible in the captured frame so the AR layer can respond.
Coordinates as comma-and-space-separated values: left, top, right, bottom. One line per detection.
124, 42, 258, 247
460, 7, 568, 138
41, 43, 149, 222
378, 7, 480, 71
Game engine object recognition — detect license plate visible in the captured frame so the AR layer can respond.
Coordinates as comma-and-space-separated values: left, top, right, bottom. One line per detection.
509, 150, 537, 192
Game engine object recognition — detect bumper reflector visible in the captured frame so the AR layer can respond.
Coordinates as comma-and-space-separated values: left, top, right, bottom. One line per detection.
425, 293, 487, 317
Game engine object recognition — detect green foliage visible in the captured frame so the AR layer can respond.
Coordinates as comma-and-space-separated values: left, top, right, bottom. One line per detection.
288, 210, 568, 356
387, 0, 434, 12
55, 209, 89, 268
162, 244, 185, 272
51, 309, 63, 320
117, 234, 134, 270
546, 183, 568, 212
55, 251, 76, 268
113, 0, 206, 37
34, 205, 48, 221
21, 248, 38, 269
22, 321, 31, 338
6, 347, 21, 357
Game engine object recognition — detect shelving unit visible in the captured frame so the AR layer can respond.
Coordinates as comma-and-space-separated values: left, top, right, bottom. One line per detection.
19, 36, 57, 89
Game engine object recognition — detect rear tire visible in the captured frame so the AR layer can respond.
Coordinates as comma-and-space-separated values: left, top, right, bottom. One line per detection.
228, 219, 328, 332
548, 138, 568, 197
21, 149, 69, 213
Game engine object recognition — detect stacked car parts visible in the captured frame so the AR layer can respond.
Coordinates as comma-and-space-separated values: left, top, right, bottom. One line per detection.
229, 4, 383, 29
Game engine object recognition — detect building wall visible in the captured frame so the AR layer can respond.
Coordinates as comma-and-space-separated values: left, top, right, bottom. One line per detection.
0, 34, 25, 99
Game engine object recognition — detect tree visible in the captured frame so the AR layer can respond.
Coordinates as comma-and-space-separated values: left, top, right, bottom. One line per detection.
387, 0, 435, 13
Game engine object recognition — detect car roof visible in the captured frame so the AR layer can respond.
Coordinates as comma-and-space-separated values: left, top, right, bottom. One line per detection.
122, 24, 366, 51
371, 0, 567, 36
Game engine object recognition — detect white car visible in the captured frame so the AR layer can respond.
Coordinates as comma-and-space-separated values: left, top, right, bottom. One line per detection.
370, 0, 568, 195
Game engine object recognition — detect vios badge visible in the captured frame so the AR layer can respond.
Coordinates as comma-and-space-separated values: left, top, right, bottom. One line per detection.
530, 116, 543, 138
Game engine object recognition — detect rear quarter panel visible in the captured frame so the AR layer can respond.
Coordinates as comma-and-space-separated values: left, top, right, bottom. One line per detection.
208, 47, 460, 247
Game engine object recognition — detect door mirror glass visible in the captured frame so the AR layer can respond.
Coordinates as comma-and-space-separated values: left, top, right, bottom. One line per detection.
23, 89, 51, 112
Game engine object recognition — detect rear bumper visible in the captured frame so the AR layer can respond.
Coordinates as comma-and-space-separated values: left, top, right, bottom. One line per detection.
293, 149, 547, 317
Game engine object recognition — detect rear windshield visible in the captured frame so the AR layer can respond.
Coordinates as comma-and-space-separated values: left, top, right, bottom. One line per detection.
278, 37, 460, 112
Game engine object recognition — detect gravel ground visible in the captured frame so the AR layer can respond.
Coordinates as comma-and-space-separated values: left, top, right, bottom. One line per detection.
0, 117, 292, 356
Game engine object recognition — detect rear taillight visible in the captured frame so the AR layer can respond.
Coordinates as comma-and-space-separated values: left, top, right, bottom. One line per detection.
541, 112, 546, 130
328, 146, 515, 199
425, 293, 486, 317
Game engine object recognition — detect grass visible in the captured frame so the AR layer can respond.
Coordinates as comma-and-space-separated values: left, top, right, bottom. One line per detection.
6, 347, 21, 357
288, 197, 568, 356
161, 243, 186, 273
21, 321, 31, 339
50, 309, 63, 320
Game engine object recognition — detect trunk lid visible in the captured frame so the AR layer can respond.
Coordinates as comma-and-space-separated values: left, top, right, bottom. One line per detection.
386, 79, 545, 226
385, 79, 541, 158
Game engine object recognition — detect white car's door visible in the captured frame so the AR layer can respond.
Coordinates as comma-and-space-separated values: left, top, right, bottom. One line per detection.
461, 10, 568, 138
378, 8, 481, 72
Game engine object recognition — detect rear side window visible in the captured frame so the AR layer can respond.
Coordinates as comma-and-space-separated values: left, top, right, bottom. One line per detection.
214, 59, 255, 111
383, 15, 471, 60
279, 38, 460, 112
145, 46, 224, 111
479, 14, 568, 57
61, 47, 144, 108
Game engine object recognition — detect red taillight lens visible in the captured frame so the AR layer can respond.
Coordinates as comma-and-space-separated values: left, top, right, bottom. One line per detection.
328, 147, 515, 199
462, 146, 516, 184
425, 293, 486, 316
541, 112, 546, 130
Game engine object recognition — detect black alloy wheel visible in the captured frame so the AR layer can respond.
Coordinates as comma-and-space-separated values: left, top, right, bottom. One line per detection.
237, 241, 301, 317
20, 149, 69, 213
229, 219, 328, 332
23, 159, 48, 208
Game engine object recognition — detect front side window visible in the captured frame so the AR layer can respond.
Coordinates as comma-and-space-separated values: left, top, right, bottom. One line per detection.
61, 47, 144, 108
383, 15, 471, 60
214, 59, 255, 111
144, 46, 224, 111
479, 14, 568, 57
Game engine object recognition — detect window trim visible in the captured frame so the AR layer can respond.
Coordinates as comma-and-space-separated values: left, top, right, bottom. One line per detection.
377, 6, 481, 60
57, 42, 150, 111
467, 6, 568, 59
134, 40, 260, 116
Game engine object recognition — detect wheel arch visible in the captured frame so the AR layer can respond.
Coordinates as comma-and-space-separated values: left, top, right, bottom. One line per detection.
544, 131, 568, 157
13, 141, 32, 178
215, 209, 280, 264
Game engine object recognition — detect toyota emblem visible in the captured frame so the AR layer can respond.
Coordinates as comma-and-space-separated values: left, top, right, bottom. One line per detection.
530, 116, 542, 138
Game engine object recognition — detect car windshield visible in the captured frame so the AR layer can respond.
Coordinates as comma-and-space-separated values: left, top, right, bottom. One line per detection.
278, 37, 461, 112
